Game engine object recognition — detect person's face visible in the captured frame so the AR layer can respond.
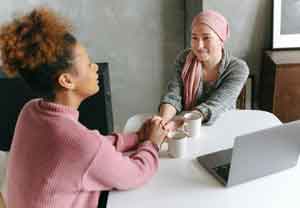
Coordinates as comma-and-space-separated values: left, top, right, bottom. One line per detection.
191, 23, 223, 63
70, 44, 99, 99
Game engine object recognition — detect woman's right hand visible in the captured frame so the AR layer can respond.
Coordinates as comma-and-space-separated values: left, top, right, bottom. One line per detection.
148, 117, 167, 147
163, 116, 185, 131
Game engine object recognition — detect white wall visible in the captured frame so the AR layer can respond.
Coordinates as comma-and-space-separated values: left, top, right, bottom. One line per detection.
0, 0, 185, 131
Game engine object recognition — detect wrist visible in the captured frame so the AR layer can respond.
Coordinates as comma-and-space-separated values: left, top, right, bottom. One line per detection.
144, 141, 160, 152
191, 109, 204, 119
151, 142, 160, 152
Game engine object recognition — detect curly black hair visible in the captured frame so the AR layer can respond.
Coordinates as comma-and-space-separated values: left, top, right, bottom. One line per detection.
0, 7, 77, 98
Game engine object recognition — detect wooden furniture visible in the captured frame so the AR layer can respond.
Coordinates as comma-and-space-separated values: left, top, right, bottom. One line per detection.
237, 76, 253, 109
0, 193, 5, 208
260, 50, 300, 122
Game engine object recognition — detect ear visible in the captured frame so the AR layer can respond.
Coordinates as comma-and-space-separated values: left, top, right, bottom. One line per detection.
57, 73, 75, 90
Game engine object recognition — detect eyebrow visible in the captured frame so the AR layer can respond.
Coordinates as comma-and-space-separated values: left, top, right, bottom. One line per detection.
191, 32, 212, 36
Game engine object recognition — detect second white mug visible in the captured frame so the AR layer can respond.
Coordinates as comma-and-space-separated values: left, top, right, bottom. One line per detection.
168, 131, 188, 158
183, 112, 202, 139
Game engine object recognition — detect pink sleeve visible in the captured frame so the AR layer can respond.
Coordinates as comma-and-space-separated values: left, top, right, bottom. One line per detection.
105, 132, 140, 152
82, 136, 159, 191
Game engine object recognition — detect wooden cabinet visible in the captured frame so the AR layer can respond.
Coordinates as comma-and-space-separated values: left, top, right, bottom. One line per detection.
260, 50, 300, 122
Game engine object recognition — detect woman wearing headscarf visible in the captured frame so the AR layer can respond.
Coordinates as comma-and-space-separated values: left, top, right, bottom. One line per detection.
159, 10, 249, 128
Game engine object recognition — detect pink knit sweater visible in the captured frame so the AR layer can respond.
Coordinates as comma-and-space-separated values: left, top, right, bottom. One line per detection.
7, 99, 159, 208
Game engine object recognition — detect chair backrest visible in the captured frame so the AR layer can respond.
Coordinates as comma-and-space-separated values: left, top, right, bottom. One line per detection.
0, 78, 36, 151
0, 62, 113, 151
79, 63, 114, 135
123, 113, 153, 133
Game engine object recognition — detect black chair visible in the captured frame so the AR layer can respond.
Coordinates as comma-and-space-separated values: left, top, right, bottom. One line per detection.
0, 77, 36, 151
0, 62, 113, 150
79, 63, 114, 135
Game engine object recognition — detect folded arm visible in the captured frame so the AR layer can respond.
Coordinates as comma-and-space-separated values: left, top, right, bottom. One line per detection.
82, 137, 159, 191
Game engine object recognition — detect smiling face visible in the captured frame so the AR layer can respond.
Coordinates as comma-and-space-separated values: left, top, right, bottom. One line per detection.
191, 23, 223, 64
69, 44, 99, 100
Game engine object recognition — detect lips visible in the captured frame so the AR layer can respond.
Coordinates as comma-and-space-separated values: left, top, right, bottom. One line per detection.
197, 49, 208, 54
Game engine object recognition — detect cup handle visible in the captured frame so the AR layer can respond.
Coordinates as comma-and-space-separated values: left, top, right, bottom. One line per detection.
183, 122, 188, 131
180, 124, 190, 137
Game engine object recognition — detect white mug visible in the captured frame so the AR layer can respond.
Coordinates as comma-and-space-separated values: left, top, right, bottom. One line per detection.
183, 112, 202, 139
168, 131, 188, 158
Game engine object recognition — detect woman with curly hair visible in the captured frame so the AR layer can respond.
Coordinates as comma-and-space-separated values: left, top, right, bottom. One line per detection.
0, 7, 166, 208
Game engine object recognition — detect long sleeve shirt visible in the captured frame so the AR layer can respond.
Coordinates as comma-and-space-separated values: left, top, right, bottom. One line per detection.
160, 48, 249, 124
7, 99, 159, 208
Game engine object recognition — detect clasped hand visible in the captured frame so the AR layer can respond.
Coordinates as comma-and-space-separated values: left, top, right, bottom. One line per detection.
138, 110, 203, 144
137, 116, 168, 146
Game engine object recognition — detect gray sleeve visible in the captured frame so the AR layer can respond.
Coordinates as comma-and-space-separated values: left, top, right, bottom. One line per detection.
159, 50, 189, 113
194, 59, 249, 124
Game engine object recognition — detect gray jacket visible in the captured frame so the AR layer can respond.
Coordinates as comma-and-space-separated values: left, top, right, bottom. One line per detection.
160, 48, 249, 124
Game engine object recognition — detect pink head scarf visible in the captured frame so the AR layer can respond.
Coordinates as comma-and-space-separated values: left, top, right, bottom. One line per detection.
182, 10, 229, 110
192, 10, 230, 42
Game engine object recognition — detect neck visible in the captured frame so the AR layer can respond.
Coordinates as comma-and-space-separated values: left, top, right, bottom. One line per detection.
53, 91, 83, 109
202, 49, 223, 71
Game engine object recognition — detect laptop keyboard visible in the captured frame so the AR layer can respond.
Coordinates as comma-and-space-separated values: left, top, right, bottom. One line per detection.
213, 163, 231, 181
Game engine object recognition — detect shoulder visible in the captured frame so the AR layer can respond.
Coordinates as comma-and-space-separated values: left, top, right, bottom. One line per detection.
224, 51, 249, 76
18, 98, 42, 118
229, 57, 248, 70
22, 98, 41, 110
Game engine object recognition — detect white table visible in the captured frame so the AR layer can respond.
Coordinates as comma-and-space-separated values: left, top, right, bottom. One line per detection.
108, 110, 300, 208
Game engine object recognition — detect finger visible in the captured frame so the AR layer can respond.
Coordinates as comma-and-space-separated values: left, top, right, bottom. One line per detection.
151, 116, 162, 123
152, 118, 162, 126
164, 121, 175, 130
160, 119, 168, 126
162, 132, 169, 143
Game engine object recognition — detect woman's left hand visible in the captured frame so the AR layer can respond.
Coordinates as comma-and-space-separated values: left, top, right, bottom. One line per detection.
137, 116, 164, 143
137, 119, 150, 143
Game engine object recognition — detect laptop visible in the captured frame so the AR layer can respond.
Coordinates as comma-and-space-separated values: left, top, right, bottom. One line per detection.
197, 120, 300, 187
